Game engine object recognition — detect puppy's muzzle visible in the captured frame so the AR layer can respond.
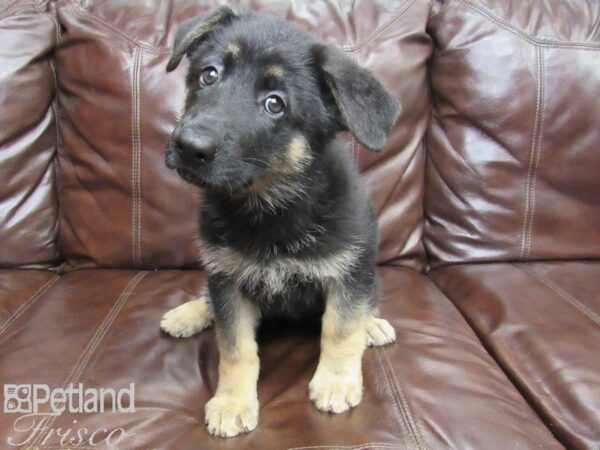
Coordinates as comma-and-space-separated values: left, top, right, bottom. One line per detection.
175, 129, 218, 164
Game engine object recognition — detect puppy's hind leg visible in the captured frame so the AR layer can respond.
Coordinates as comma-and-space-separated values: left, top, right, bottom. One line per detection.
160, 290, 214, 338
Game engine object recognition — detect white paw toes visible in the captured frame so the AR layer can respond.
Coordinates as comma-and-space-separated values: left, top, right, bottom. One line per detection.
160, 297, 214, 338
205, 395, 259, 438
309, 371, 363, 414
366, 317, 396, 347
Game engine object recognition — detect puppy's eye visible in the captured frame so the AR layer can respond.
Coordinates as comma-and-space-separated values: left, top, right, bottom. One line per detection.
199, 66, 219, 87
264, 95, 285, 116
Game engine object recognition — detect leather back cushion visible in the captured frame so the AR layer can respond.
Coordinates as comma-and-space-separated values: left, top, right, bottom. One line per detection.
425, 0, 600, 267
54, 0, 432, 271
0, 2, 59, 268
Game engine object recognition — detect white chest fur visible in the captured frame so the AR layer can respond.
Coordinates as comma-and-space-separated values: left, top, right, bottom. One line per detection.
200, 242, 360, 295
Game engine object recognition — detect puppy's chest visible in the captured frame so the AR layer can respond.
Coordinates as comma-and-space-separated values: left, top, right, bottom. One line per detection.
200, 241, 358, 297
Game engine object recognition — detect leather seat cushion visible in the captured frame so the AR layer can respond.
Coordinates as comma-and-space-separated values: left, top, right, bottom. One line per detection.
431, 261, 600, 449
0, 267, 560, 449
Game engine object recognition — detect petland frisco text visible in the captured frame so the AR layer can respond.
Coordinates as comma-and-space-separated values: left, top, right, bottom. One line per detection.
4, 383, 135, 447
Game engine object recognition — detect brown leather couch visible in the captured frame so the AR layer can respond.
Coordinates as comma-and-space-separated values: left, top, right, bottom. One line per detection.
1, 1, 598, 449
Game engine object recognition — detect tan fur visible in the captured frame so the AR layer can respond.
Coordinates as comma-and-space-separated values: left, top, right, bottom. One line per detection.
205, 297, 260, 437
247, 168, 279, 196
309, 287, 368, 413
284, 135, 312, 172
226, 42, 241, 57
247, 136, 312, 203
265, 64, 284, 78
160, 296, 214, 338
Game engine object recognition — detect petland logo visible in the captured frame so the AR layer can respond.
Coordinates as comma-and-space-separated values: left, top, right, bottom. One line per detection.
4, 383, 135, 415
3, 383, 135, 448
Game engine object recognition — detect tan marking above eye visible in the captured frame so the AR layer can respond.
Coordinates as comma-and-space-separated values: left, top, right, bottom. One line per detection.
265, 65, 284, 78
226, 43, 241, 57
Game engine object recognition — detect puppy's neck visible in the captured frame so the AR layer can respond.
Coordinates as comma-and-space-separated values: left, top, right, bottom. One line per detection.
201, 140, 357, 258
205, 141, 335, 221
234, 137, 323, 216
242, 171, 311, 216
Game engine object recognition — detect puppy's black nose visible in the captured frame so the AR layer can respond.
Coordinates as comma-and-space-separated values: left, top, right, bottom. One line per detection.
175, 130, 217, 163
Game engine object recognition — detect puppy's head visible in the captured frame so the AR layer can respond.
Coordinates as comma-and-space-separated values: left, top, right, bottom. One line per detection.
165, 7, 400, 194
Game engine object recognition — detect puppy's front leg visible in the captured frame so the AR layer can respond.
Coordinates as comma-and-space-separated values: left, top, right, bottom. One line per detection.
205, 277, 260, 438
309, 281, 369, 413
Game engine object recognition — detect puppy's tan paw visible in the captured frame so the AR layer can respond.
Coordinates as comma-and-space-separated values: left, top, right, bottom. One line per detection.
366, 317, 396, 347
205, 394, 259, 438
309, 370, 363, 414
160, 297, 214, 338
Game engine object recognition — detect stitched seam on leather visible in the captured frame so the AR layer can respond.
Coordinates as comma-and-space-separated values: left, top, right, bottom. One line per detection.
287, 443, 410, 450
455, 0, 600, 49
67, 272, 148, 383
376, 347, 425, 449
380, 348, 427, 450
66, 0, 419, 55
519, 44, 544, 261
30, 271, 147, 447
342, 0, 416, 53
135, 49, 144, 268
0, 275, 59, 336
67, 0, 171, 54
130, 46, 137, 266
0, 3, 37, 20
515, 264, 600, 326
374, 347, 409, 432
33, 0, 47, 13
131, 47, 143, 268
525, 48, 545, 259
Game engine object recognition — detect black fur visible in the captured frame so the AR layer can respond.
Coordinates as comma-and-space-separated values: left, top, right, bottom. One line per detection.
165, 9, 399, 340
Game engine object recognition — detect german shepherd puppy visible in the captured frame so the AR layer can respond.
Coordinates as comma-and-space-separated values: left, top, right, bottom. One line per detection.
160, 6, 400, 438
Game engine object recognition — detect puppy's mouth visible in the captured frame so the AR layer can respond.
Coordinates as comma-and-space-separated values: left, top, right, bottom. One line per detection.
172, 161, 216, 189
175, 166, 204, 185
166, 146, 257, 194
165, 145, 210, 185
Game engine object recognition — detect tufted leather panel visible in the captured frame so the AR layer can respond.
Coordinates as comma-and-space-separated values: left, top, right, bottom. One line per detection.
0, 1, 60, 268
0, 267, 562, 449
431, 261, 600, 449
424, 0, 600, 267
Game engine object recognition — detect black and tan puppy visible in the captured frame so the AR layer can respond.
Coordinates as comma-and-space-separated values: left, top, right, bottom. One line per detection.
160, 6, 400, 438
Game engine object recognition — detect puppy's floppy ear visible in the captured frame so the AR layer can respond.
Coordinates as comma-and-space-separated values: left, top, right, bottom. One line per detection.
166, 6, 237, 72
318, 45, 401, 152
